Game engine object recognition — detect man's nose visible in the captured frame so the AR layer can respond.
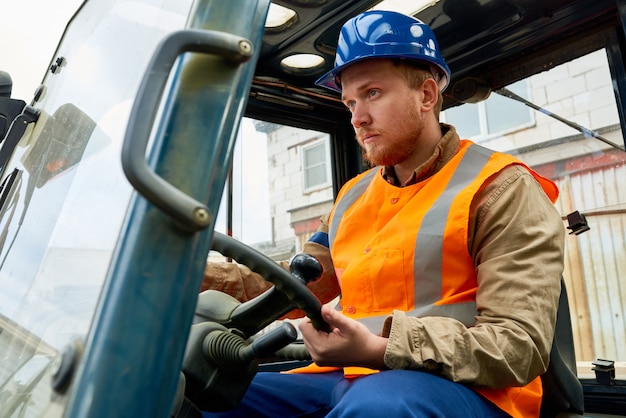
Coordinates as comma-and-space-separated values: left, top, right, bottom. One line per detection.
350, 104, 370, 128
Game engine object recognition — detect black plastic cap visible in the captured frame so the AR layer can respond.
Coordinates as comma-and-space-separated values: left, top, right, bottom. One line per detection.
0, 71, 12, 98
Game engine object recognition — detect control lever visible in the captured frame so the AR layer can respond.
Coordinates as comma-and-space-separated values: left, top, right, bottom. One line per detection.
289, 253, 323, 285
183, 322, 298, 411
204, 322, 298, 366
246, 322, 299, 358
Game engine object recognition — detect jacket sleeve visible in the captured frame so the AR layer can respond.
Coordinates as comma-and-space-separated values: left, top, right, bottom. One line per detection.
201, 215, 340, 316
382, 165, 565, 388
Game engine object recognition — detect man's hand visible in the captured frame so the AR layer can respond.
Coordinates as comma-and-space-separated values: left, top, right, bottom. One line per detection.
299, 304, 388, 370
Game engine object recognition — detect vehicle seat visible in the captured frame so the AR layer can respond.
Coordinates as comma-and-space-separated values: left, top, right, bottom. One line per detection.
539, 278, 585, 417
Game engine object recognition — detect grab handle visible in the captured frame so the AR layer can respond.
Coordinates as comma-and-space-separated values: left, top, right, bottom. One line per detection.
121, 29, 253, 230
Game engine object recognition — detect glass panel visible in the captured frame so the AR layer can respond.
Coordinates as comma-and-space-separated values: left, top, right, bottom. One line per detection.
485, 79, 533, 134
303, 141, 328, 189
305, 163, 326, 189
305, 142, 326, 166
0, 0, 194, 416
215, 118, 272, 246
215, 121, 334, 258
444, 80, 534, 138
444, 103, 481, 137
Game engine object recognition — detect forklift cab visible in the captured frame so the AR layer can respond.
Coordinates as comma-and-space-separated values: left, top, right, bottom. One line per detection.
0, 0, 625, 417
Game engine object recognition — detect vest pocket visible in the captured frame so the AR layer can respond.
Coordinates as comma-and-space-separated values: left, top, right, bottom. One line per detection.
340, 248, 410, 316
366, 248, 409, 312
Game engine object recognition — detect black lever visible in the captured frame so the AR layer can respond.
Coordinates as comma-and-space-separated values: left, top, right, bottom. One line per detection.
184, 322, 299, 412
242, 322, 298, 359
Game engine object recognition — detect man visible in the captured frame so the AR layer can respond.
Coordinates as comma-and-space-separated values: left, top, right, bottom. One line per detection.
201, 10, 564, 418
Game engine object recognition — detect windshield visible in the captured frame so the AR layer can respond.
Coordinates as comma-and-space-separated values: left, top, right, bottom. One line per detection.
0, 0, 193, 416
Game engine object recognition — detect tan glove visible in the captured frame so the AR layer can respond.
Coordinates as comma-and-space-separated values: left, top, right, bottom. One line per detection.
200, 262, 272, 302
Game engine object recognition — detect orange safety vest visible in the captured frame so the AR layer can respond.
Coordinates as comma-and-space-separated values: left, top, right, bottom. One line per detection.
292, 140, 559, 418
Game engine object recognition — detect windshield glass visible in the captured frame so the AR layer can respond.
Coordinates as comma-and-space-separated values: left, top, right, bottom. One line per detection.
0, 0, 193, 416
214, 119, 334, 257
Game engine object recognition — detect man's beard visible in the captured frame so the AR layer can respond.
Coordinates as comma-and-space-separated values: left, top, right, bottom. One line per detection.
358, 101, 423, 167
359, 126, 422, 167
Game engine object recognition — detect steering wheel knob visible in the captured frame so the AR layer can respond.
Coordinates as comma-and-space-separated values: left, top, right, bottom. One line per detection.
289, 253, 323, 285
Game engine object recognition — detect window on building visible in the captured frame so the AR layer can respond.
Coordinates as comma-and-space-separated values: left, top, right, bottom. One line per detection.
443, 79, 534, 139
302, 138, 330, 191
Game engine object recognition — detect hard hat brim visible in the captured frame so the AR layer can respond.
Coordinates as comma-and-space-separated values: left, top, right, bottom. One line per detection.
315, 55, 450, 93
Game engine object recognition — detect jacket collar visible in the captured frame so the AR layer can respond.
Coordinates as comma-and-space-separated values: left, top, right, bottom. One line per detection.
382, 123, 461, 187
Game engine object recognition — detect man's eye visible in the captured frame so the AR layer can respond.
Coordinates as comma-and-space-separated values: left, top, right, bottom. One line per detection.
368, 90, 379, 98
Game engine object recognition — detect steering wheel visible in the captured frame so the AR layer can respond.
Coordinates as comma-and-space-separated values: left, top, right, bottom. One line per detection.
199, 231, 331, 335
179, 232, 330, 414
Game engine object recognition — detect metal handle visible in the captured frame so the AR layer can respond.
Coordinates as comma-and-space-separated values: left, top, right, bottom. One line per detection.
121, 29, 253, 230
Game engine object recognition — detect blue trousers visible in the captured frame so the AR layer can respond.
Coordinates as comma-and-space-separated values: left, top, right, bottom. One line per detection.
201, 370, 509, 418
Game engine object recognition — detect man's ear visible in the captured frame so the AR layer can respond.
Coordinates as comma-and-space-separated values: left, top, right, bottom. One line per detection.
420, 78, 439, 112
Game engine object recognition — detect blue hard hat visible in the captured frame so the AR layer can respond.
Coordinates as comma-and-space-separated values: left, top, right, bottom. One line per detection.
315, 10, 451, 93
